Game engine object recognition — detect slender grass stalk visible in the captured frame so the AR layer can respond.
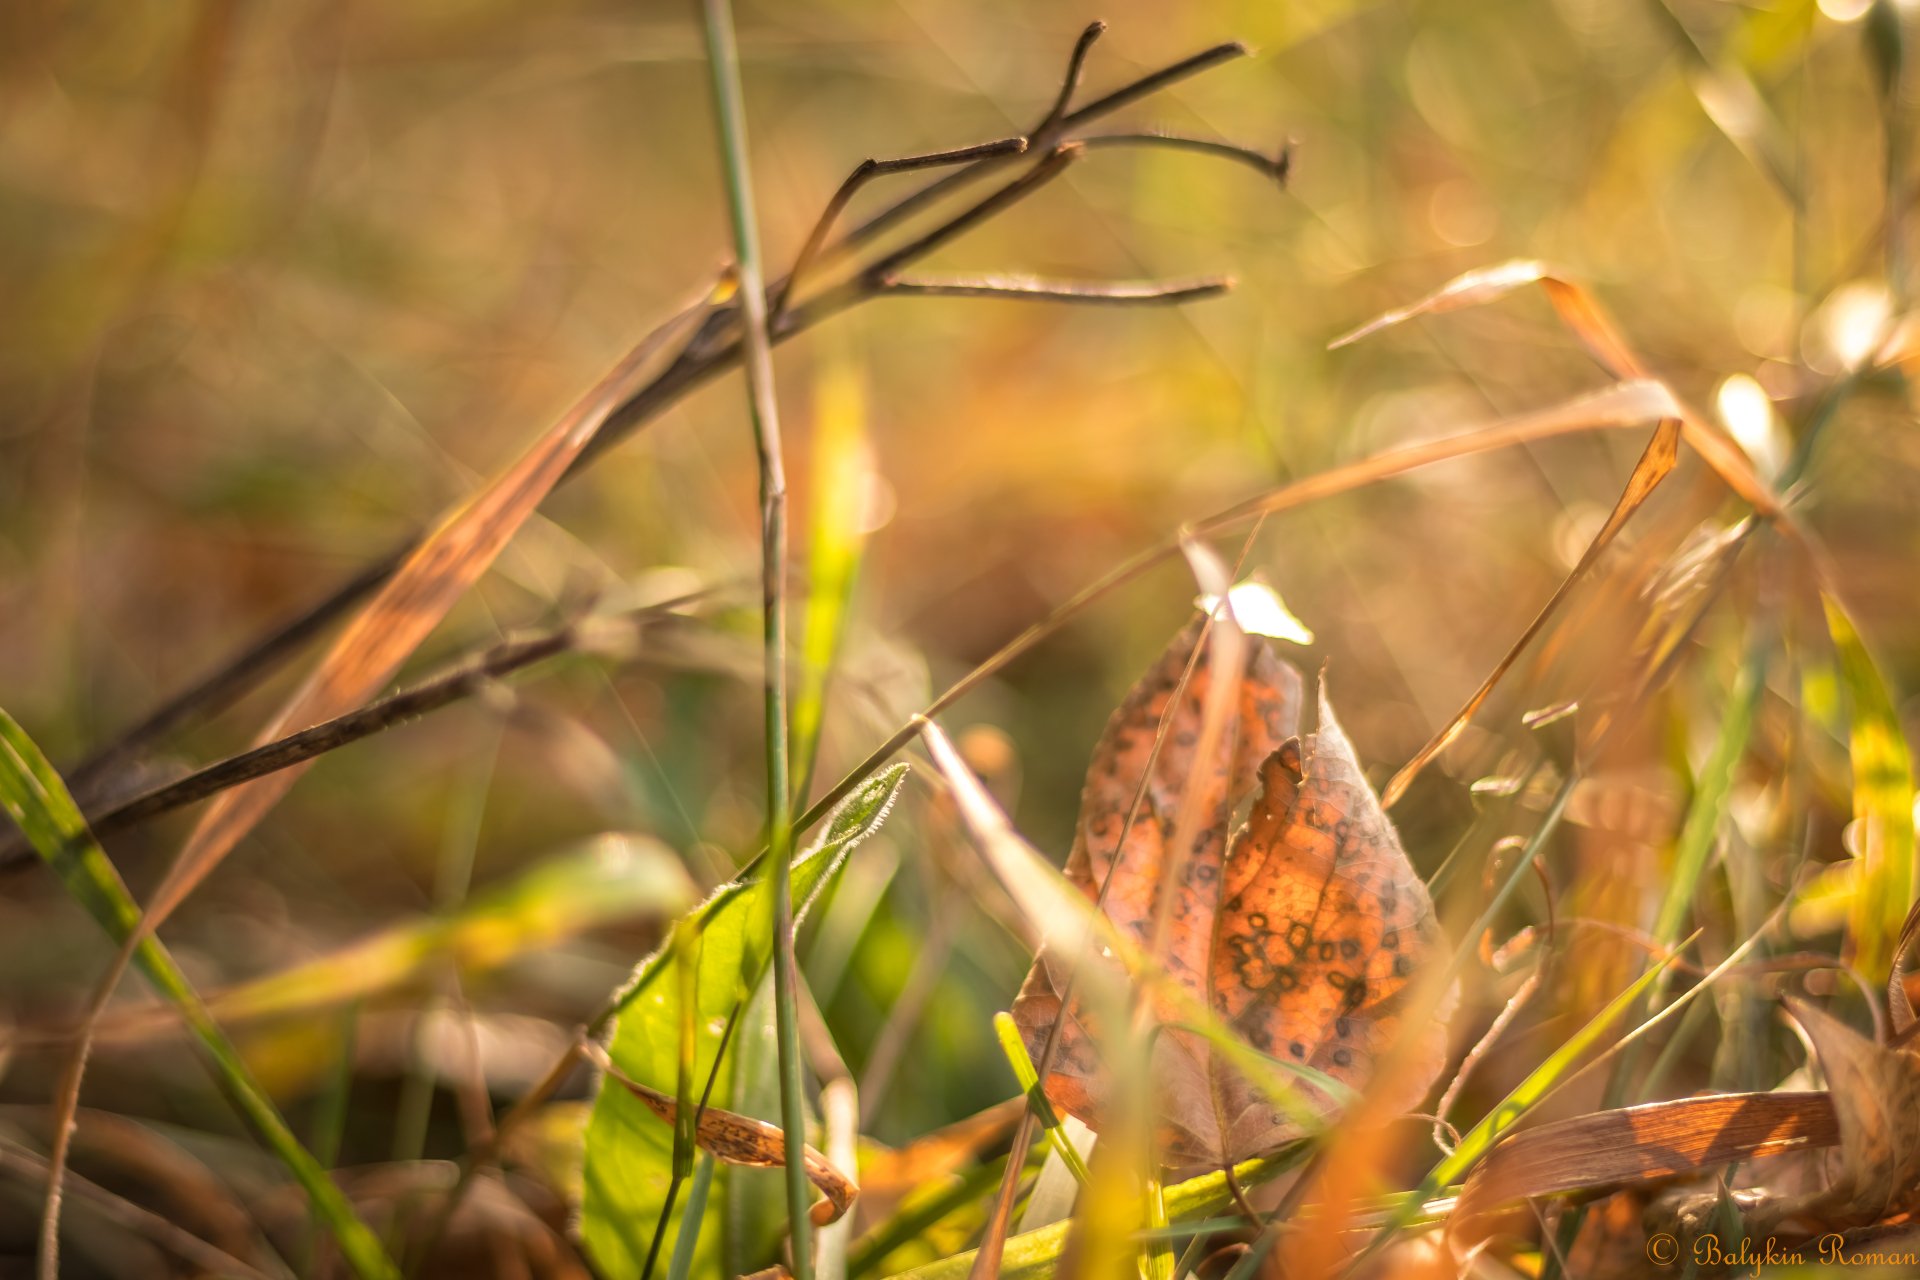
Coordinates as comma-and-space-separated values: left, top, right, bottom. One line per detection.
665, 1154, 717, 1280
696, 1, 811, 1275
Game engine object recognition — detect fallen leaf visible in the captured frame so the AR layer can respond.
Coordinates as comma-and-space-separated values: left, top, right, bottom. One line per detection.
1012, 616, 1456, 1164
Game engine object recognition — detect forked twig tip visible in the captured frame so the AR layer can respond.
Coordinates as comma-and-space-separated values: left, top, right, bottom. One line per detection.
1272, 141, 1295, 184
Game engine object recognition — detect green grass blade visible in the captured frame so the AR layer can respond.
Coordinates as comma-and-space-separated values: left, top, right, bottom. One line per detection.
696, 0, 810, 1270
890, 1148, 1305, 1280
305, 1003, 361, 1274
990, 1013, 1090, 1188
1651, 638, 1767, 948
666, 1154, 717, 1280
672, 920, 704, 1179
0, 708, 399, 1280
1142, 1171, 1174, 1280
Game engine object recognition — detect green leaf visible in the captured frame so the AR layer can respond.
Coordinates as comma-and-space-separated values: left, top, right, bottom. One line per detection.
1824, 596, 1918, 985
0, 708, 399, 1280
581, 764, 908, 1280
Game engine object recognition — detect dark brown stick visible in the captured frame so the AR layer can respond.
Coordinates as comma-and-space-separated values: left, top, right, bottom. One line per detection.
860, 142, 1085, 285
769, 32, 1249, 291
87, 630, 576, 841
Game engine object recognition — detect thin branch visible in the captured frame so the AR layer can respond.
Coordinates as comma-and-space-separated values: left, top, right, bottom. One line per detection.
1037, 20, 1108, 135
875, 272, 1232, 305
1080, 131, 1292, 185
772, 135, 1028, 321
807, 35, 1250, 277
1058, 40, 1249, 131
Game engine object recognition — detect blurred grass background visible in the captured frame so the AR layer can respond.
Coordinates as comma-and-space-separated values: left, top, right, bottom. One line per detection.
1, 0, 1916, 1270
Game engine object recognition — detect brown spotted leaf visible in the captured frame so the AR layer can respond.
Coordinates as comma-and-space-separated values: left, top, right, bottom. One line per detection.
1013, 616, 1456, 1165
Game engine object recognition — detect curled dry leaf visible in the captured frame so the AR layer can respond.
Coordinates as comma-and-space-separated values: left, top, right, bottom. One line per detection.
1012, 616, 1457, 1165
582, 1042, 856, 1227
1448, 1090, 1840, 1249
1762, 997, 1920, 1229
1450, 997, 1920, 1265
1644, 999, 1920, 1249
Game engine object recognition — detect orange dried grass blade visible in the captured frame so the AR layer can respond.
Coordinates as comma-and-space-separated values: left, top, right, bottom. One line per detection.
1380, 417, 1680, 808
1893, 896, 1920, 1037
1331, 259, 1779, 513
1331, 260, 1646, 379
1331, 261, 1781, 807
